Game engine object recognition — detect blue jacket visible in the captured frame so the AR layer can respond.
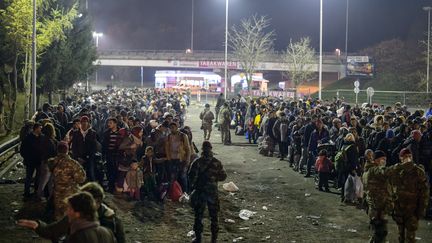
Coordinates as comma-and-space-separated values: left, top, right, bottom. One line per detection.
308, 128, 330, 153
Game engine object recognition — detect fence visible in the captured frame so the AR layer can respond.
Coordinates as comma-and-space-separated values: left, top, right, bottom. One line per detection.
321, 89, 432, 108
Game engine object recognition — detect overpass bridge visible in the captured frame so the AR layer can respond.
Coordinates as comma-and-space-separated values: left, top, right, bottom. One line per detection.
95, 49, 347, 77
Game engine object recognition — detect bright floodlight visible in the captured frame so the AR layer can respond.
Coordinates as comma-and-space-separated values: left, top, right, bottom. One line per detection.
186, 49, 192, 53
92, 32, 103, 38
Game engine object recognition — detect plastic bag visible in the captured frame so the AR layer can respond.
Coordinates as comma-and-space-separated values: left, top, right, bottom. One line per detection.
344, 174, 356, 202
223, 181, 240, 192
355, 175, 363, 199
239, 209, 256, 220
169, 181, 183, 202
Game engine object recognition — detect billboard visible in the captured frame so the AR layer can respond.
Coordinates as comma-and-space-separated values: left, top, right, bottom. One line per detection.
346, 56, 374, 78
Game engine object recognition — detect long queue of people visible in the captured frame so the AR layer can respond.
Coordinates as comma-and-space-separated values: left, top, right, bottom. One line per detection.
17, 88, 216, 242
209, 94, 431, 243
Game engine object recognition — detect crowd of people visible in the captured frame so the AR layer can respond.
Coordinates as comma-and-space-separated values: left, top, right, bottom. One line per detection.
17, 88, 229, 243
207, 93, 431, 243
14, 86, 432, 242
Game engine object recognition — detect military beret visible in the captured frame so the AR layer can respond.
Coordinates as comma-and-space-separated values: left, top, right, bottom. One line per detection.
399, 148, 411, 158
374, 150, 386, 160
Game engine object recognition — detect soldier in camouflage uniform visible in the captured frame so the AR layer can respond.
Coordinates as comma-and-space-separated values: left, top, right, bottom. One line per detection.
199, 104, 215, 140
48, 142, 86, 219
188, 141, 227, 243
215, 93, 225, 124
390, 148, 429, 243
218, 102, 232, 145
363, 150, 393, 243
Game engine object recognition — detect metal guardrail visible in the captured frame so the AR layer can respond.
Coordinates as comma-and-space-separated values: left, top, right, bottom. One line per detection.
0, 137, 20, 157
0, 137, 21, 178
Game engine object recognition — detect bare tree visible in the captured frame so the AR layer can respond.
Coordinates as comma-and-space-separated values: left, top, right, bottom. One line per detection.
282, 37, 316, 99
229, 15, 274, 93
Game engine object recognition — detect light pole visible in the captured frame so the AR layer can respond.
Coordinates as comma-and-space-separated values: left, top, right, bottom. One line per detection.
224, 0, 229, 100
93, 32, 103, 85
92, 31, 103, 48
31, 0, 37, 116
318, 0, 323, 100
345, 0, 349, 57
191, 0, 194, 52
424, 6, 432, 94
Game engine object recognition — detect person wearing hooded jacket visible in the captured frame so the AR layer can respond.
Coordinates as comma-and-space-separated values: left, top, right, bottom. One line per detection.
272, 112, 291, 161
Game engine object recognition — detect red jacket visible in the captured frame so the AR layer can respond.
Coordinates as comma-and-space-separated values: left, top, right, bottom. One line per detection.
315, 155, 333, 173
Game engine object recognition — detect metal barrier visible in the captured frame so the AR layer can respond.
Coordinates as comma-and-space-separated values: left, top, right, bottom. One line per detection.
321, 89, 432, 108
0, 137, 20, 169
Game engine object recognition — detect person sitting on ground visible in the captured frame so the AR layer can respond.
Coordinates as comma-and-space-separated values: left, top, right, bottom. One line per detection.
17, 182, 125, 243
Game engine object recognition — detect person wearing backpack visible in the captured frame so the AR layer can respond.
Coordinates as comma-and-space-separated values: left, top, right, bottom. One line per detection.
335, 133, 359, 202
199, 104, 215, 140
272, 112, 291, 161
188, 141, 227, 243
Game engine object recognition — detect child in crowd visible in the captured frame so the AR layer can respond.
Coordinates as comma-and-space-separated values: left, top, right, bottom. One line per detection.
315, 149, 333, 192
140, 146, 157, 200
125, 160, 143, 200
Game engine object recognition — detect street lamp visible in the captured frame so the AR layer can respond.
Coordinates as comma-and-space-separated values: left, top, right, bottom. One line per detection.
224, 0, 229, 100
191, 0, 194, 52
92, 32, 103, 48
318, 0, 323, 100
424, 6, 432, 94
345, 0, 349, 57
92, 32, 103, 86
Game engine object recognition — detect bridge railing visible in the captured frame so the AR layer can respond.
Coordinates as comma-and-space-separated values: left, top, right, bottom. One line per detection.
97, 49, 345, 63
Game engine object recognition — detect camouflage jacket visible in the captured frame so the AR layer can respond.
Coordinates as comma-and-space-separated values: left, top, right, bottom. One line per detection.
363, 161, 393, 213
48, 154, 86, 192
218, 107, 231, 124
200, 109, 215, 125
389, 161, 429, 217
188, 154, 227, 195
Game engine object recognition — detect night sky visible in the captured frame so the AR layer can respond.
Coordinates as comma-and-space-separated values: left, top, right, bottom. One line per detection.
89, 0, 432, 53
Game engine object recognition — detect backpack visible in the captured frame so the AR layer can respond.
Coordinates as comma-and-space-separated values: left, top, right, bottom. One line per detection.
334, 144, 352, 172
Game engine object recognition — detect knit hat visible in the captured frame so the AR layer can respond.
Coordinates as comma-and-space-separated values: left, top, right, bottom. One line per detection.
202, 141, 213, 151
374, 150, 386, 160
57, 141, 69, 154
80, 116, 89, 123
385, 129, 394, 139
399, 148, 411, 158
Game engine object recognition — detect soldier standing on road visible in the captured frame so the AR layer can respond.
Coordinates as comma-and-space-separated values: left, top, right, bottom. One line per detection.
200, 104, 215, 140
363, 150, 392, 243
188, 141, 227, 243
215, 93, 225, 124
48, 142, 86, 220
390, 148, 429, 243
218, 102, 232, 145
